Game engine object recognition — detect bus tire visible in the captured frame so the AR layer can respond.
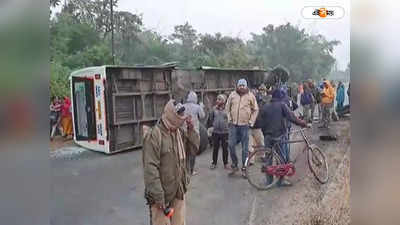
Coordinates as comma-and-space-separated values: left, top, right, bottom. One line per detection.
197, 124, 208, 155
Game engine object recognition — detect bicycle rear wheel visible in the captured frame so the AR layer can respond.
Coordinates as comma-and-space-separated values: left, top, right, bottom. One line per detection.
307, 145, 329, 184
245, 149, 283, 190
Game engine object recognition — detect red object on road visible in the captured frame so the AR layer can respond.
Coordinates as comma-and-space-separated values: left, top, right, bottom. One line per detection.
265, 163, 296, 177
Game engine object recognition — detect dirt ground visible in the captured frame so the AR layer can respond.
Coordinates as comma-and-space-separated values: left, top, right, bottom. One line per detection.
50, 136, 75, 151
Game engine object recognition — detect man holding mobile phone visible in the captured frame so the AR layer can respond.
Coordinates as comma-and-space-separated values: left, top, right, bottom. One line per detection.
142, 99, 200, 225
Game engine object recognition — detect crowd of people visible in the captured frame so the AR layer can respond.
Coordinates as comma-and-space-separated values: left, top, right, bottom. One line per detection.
142, 77, 350, 225
49, 96, 73, 141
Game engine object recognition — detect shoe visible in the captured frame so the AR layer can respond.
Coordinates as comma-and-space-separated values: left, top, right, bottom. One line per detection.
210, 164, 217, 170
228, 166, 239, 176
224, 164, 230, 170
191, 170, 198, 176
241, 167, 247, 178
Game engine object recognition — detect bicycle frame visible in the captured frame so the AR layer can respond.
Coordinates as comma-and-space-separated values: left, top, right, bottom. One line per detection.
252, 128, 311, 149
246, 128, 328, 187
273, 128, 311, 158
249, 128, 312, 176
287, 128, 312, 147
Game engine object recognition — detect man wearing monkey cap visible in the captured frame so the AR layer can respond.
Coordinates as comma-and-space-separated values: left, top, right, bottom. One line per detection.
142, 99, 200, 225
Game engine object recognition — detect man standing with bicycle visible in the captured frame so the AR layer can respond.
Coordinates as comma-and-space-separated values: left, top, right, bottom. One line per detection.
257, 88, 308, 186
225, 78, 259, 177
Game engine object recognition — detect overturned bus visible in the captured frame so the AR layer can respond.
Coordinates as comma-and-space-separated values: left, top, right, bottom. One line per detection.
70, 64, 278, 154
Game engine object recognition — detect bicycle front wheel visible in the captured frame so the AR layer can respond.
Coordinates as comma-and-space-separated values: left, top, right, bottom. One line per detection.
307, 145, 329, 184
245, 149, 283, 190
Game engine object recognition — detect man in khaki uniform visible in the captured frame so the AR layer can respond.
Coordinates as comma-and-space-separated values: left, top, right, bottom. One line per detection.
142, 99, 200, 225
248, 84, 270, 164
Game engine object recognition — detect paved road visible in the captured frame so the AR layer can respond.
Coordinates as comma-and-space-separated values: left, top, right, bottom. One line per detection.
51, 144, 256, 225
51, 121, 348, 225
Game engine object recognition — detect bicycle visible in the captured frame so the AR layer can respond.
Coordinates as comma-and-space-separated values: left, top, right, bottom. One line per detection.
244, 128, 328, 190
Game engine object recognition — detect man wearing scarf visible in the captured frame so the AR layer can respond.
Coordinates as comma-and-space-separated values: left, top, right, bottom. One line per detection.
142, 99, 200, 225
225, 78, 259, 177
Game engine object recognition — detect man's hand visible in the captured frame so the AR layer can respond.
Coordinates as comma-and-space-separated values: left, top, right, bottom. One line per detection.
186, 115, 194, 130
297, 119, 308, 128
152, 202, 165, 210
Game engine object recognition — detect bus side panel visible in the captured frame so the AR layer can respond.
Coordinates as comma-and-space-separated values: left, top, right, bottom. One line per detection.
105, 67, 172, 153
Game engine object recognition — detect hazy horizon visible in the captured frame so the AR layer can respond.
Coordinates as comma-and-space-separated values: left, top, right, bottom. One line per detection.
117, 0, 350, 70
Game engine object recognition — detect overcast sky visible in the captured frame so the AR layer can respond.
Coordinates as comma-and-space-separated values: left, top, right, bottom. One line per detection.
117, 0, 350, 70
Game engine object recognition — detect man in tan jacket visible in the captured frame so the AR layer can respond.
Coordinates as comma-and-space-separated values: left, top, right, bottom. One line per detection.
142, 99, 200, 225
225, 78, 259, 177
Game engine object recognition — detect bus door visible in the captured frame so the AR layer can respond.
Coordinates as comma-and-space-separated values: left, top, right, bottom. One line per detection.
72, 77, 97, 141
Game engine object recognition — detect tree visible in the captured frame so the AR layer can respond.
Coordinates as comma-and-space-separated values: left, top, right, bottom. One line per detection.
197, 33, 243, 56
169, 22, 198, 67
50, 12, 113, 98
50, 13, 111, 67
118, 30, 173, 65
195, 33, 251, 68
57, 0, 143, 40
50, 61, 71, 99
170, 22, 198, 47
248, 23, 340, 82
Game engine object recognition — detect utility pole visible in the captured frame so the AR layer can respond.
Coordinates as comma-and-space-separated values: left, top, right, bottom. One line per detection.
110, 0, 115, 64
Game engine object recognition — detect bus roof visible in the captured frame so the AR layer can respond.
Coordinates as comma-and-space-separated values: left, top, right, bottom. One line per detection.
70, 64, 272, 78
198, 66, 269, 72
70, 64, 178, 78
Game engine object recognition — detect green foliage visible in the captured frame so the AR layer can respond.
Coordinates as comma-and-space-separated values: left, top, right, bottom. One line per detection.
249, 23, 340, 82
50, 61, 71, 99
50, 1, 343, 98
50, 12, 114, 99
170, 22, 198, 47
168, 22, 198, 67
194, 33, 252, 68
116, 30, 172, 65
50, 13, 102, 63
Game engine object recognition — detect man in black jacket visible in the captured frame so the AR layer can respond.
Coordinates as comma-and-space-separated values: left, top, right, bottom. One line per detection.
255, 88, 308, 186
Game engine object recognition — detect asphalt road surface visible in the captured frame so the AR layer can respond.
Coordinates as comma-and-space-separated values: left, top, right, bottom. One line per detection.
51, 120, 349, 225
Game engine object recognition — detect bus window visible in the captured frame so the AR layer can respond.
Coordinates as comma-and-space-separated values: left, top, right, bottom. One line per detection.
72, 77, 96, 141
